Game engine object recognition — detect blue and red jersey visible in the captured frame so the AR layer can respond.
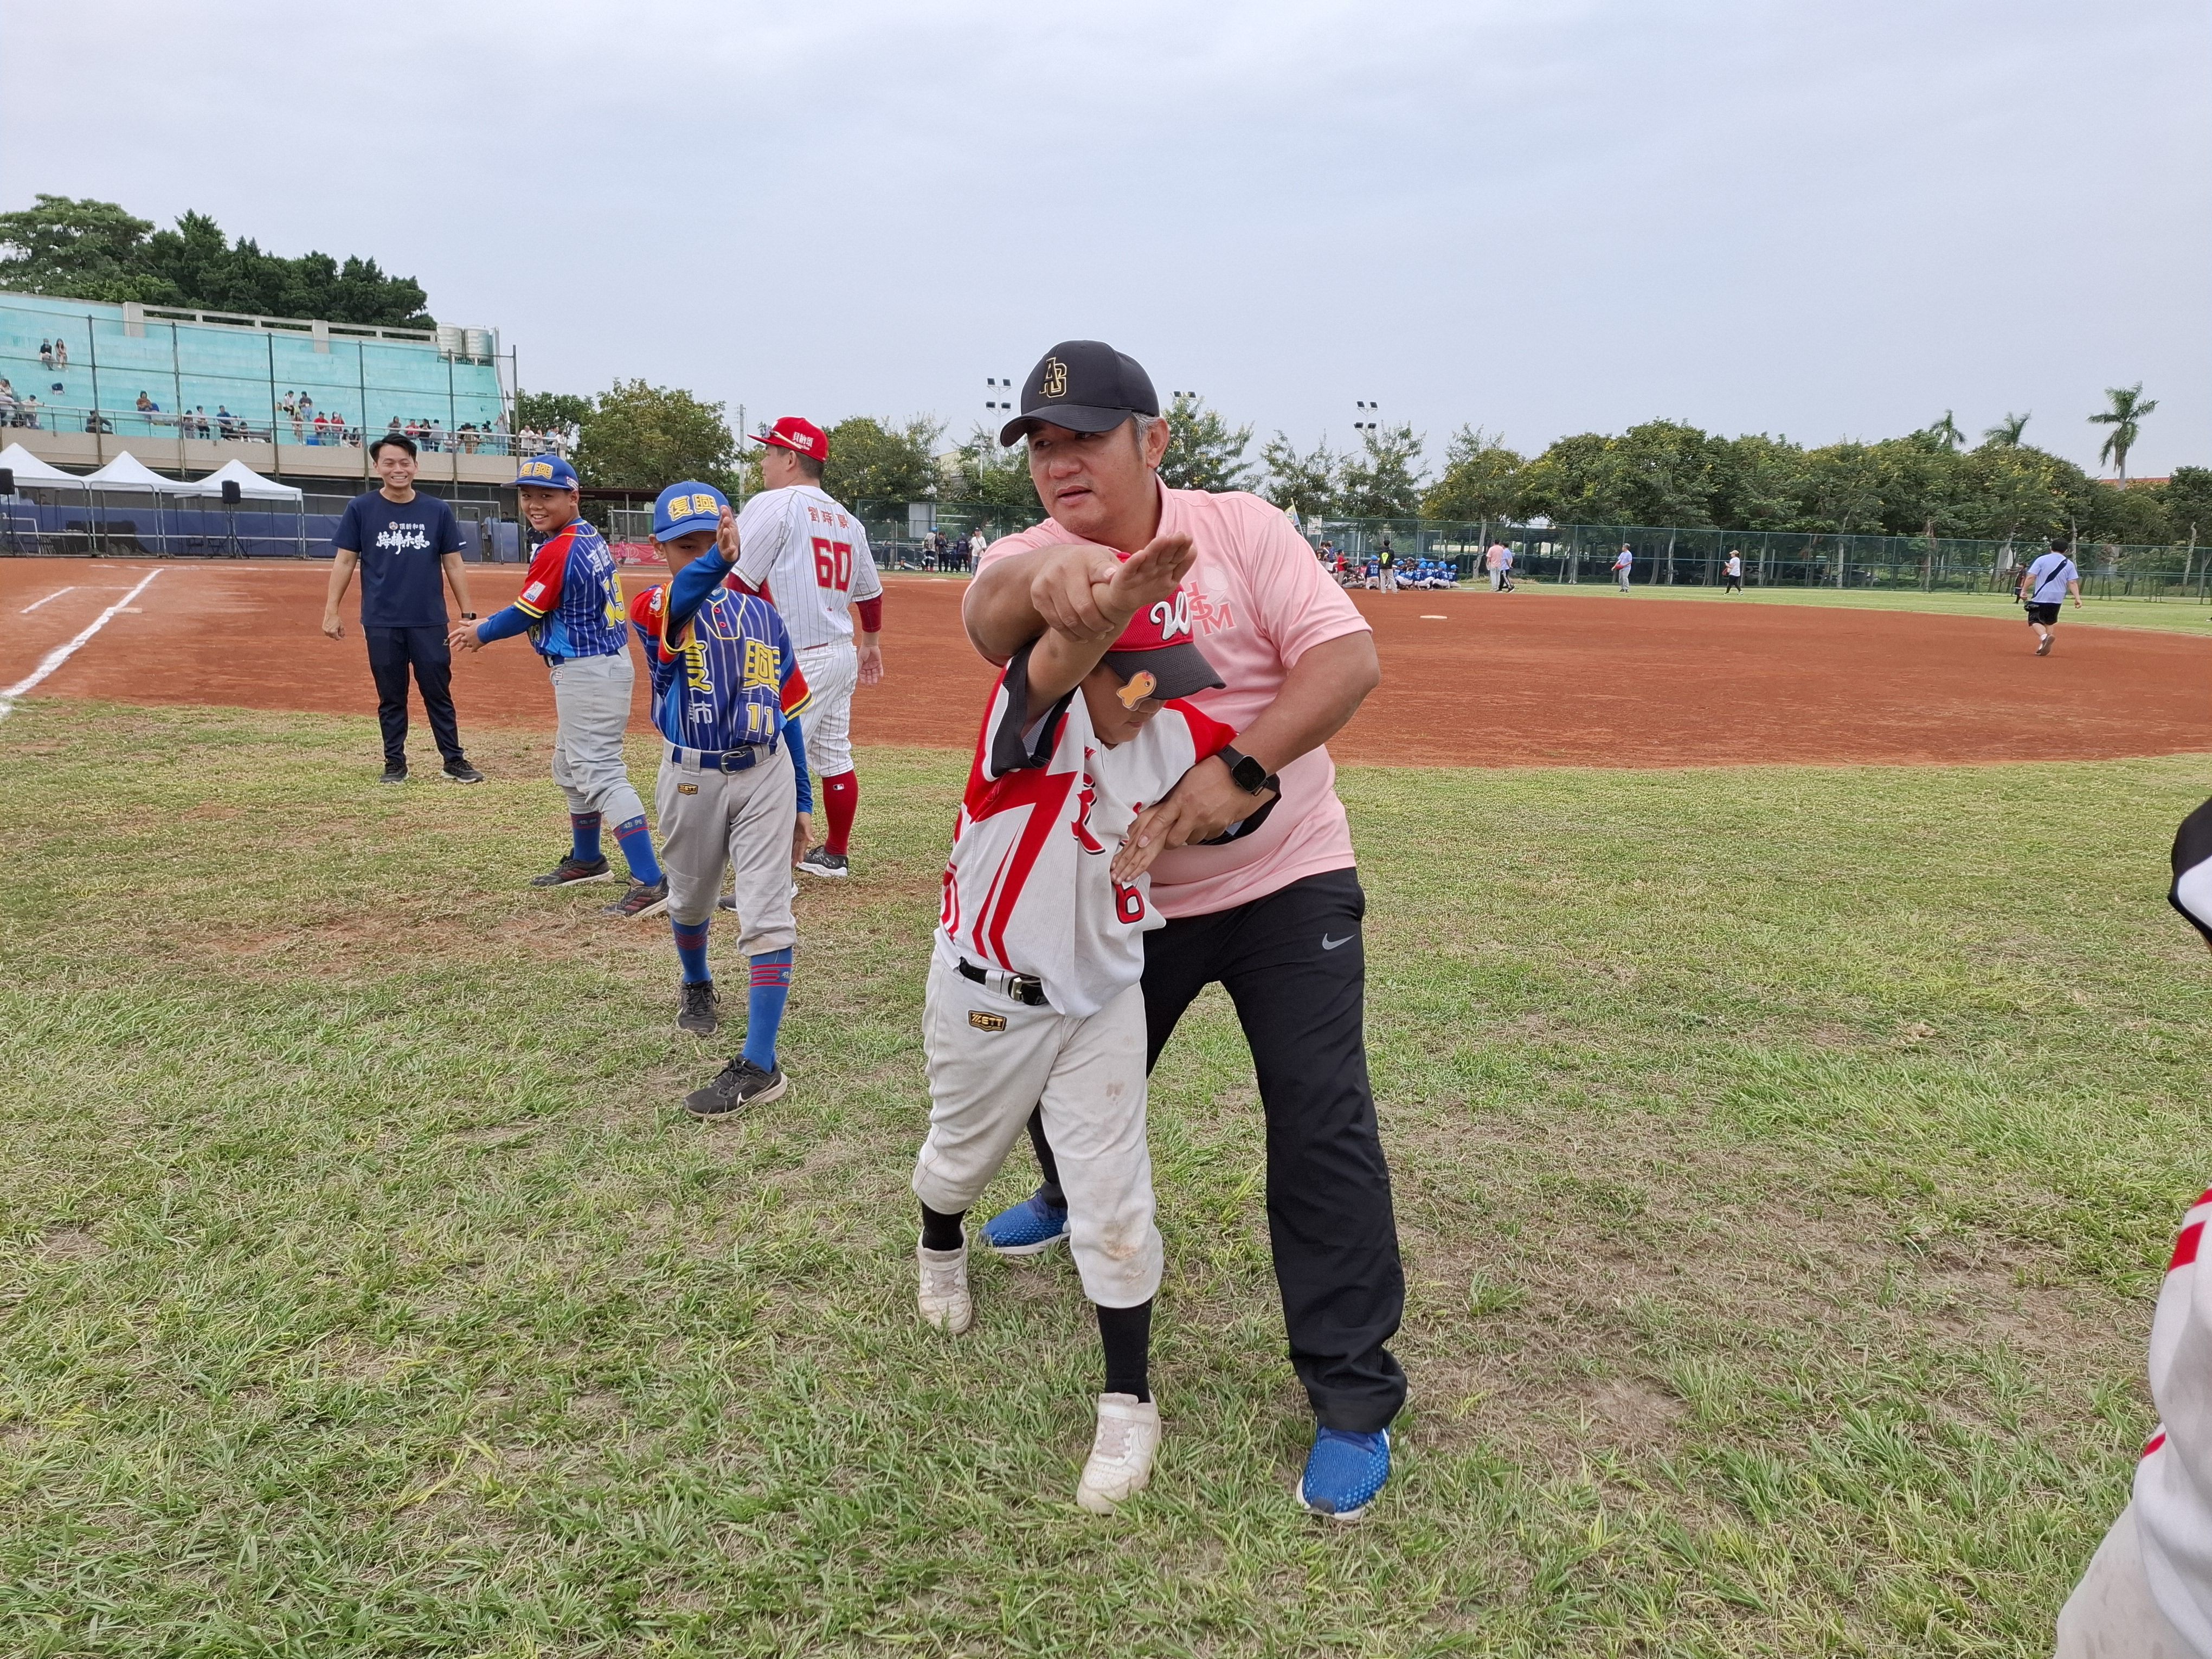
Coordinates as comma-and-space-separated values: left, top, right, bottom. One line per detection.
630, 560, 812, 755
512, 519, 629, 659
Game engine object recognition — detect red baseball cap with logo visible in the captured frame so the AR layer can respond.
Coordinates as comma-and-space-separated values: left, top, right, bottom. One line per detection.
748, 416, 829, 462
1099, 566, 1224, 703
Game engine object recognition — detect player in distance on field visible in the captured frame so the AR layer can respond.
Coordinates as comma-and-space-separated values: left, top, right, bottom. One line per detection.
453, 455, 668, 919
629, 484, 814, 1118
2018, 536, 2082, 657
732, 417, 883, 879
910, 531, 1232, 1516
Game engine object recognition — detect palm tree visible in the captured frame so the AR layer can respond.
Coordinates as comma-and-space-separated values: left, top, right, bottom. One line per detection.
2089, 383, 2158, 481
1926, 410, 1965, 451
1982, 411, 2030, 446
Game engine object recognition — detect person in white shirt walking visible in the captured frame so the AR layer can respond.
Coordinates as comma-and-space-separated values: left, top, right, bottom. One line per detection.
1723, 551, 1743, 593
733, 417, 886, 876
2017, 537, 2082, 657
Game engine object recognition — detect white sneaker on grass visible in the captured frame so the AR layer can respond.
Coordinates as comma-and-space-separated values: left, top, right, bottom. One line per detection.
916, 1239, 973, 1333
1076, 1392, 1160, 1514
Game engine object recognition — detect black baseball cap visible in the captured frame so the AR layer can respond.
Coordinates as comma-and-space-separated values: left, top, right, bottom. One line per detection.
999, 339, 1159, 447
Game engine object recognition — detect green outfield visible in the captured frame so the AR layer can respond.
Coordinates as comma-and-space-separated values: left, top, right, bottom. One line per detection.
3, 701, 2207, 1657
1493, 579, 2212, 635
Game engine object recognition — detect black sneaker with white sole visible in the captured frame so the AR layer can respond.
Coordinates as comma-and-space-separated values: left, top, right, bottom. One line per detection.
717, 893, 737, 912
684, 1056, 787, 1121
677, 979, 719, 1037
379, 762, 408, 785
798, 846, 850, 879
442, 758, 485, 784
603, 878, 670, 920
532, 854, 612, 888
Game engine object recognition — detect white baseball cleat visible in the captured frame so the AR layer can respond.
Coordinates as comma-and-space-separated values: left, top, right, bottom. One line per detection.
1076, 1392, 1161, 1514
916, 1239, 973, 1334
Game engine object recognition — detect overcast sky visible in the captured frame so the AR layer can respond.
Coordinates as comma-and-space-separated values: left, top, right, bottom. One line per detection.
4, 2, 2205, 475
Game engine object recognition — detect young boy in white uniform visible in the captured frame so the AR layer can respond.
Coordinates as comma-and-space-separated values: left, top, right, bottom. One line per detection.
909, 531, 1234, 1515
2054, 796, 2212, 1656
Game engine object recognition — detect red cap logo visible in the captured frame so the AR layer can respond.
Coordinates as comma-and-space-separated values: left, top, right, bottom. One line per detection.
1109, 583, 1194, 652
751, 416, 829, 462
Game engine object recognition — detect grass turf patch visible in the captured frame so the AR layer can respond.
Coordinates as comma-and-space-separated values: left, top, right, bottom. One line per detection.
2, 699, 2207, 1656
1481, 580, 2212, 635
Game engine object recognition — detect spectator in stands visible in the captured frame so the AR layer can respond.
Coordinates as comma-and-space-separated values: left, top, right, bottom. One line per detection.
313, 411, 331, 445
0, 381, 15, 424
136, 391, 156, 413
19, 394, 40, 428
39, 340, 54, 371
299, 394, 316, 433
285, 393, 302, 440
84, 410, 112, 435
54, 338, 67, 369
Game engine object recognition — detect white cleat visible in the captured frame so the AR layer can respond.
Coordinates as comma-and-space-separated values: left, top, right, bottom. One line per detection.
916, 1240, 973, 1334
1076, 1392, 1161, 1514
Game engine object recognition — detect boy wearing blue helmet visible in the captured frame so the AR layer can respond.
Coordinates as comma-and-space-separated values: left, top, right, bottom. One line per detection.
630, 482, 815, 1118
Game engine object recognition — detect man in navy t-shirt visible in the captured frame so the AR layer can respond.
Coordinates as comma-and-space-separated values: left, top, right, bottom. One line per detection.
320, 432, 485, 783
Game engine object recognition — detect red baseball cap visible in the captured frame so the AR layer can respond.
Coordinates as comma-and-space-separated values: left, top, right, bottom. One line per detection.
749, 416, 828, 462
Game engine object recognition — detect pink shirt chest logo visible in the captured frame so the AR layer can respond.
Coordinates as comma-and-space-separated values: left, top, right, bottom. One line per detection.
1182, 584, 1235, 636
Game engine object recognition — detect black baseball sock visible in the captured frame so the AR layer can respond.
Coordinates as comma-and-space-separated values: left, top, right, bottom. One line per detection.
919, 1202, 965, 1253
1096, 1298, 1153, 1403
1025, 1107, 1066, 1210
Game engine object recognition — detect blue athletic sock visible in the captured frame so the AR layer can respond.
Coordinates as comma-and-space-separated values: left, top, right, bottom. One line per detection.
612, 815, 663, 885
570, 812, 603, 864
672, 917, 711, 983
742, 948, 793, 1072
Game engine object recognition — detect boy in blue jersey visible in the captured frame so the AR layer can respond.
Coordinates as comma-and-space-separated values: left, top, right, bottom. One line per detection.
453, 455, 668, 919
629, 481, 815, 1118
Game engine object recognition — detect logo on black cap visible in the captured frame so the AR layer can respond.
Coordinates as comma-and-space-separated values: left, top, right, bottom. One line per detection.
1040, 357, 1068, 399
999, 340, 1160, 447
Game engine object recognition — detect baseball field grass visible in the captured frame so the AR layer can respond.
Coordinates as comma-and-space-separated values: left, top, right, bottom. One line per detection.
3, 699, 2208, 1657
1502, 579, 2212, 635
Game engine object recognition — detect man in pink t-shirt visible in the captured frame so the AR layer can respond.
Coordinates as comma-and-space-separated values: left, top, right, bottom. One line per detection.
961, 338, 1404, 1521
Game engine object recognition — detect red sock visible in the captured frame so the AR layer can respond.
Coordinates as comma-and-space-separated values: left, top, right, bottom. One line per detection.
821, 769, 858, 855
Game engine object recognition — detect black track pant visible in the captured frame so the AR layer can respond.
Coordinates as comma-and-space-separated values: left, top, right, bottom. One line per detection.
1027, 867, 1407, 1432
364, 626, 465, 767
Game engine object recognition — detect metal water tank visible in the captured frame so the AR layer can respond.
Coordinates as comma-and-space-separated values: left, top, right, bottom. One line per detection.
462, 327, 493, 360
434, 324, 465, 356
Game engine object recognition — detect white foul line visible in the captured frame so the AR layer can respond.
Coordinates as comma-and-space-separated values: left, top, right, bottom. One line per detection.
20, 586, 76, 613
0, 567, 166, 717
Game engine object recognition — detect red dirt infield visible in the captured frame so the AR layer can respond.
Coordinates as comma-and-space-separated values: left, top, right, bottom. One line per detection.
3, 558, 2208, 767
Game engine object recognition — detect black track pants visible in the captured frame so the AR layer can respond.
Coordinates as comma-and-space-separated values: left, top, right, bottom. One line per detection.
364, 626, 465, 767
1028, 867, 1407, 1431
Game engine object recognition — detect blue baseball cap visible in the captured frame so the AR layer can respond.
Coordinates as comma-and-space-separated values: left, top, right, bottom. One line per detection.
512, 453, 578, 491
654, 480, 729, 542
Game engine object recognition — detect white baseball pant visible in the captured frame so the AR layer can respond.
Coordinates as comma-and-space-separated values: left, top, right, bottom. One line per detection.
654, 742, 798, 955
796, 639, 858, 779
910, 955, 1161, 1309
548, 653, 647, 827
2056, 1503, 2192, 1657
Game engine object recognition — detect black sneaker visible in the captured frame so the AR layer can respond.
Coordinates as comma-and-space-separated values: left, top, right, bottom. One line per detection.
677, 979, 719, 1037
531, 854, 612, 888
717, 893, 737, 912
684, 1056, 787, 1121
442, 758, 485, 784
603, 878, 670, 920
798, 846, 850, 879
379, 762, 408, 785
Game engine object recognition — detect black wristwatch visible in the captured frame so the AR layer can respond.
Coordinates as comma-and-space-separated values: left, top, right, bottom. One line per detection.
1217, 743, 1277, 796
461, 612, 478, 620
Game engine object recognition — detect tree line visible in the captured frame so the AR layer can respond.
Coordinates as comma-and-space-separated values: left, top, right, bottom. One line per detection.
526, 380, 2210, 550
0, 196, 432, 329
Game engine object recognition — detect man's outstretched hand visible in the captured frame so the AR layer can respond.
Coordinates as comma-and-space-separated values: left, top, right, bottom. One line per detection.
1096, 533, 1195, 623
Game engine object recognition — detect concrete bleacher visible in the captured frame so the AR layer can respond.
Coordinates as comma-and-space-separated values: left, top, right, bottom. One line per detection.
0, 289, 515, 490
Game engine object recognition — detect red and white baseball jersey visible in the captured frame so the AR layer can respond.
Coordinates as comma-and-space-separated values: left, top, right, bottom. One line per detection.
936, 645, 1233, 1018
2134, 1186, 2212, 1654
732, 484, 883, 650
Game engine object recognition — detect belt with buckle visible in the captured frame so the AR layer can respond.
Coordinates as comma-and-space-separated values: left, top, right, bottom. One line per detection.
958, 957, 1046, 1006
672, 742, 775, 773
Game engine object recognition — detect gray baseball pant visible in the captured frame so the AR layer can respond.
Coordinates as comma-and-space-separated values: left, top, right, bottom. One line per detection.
548, 653, 647, 827
654, 742, 798, 955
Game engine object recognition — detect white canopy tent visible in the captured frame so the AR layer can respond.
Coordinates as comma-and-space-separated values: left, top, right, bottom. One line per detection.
84, 451, 190, 493
0, 441, 83, 486
177, 458, 303, 501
